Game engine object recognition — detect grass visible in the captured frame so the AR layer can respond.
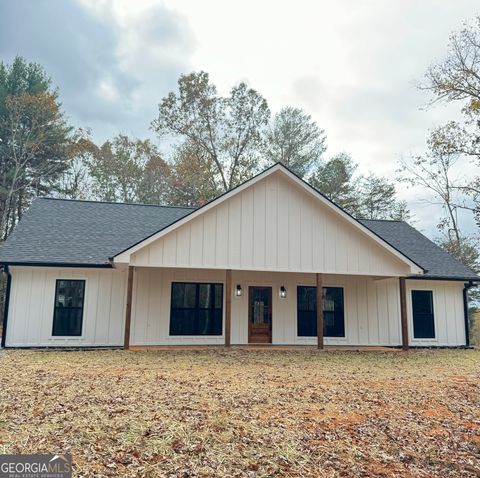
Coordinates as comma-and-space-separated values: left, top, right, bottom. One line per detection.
0, 348, 479, 477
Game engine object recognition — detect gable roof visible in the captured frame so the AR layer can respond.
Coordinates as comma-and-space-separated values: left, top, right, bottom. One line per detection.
0, 163, 477, 281
113, 163, 424, 273
0, 198, 193, 266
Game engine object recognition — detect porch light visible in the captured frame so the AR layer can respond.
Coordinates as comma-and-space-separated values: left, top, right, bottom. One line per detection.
279, 286, 287, 299
235, 284, 242, 297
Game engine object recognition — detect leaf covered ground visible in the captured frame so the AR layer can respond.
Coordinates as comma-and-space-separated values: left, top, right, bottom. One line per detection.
0, 348, 479, 477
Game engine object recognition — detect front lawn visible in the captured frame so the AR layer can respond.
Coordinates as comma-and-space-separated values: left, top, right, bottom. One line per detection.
0, 348, 479, 477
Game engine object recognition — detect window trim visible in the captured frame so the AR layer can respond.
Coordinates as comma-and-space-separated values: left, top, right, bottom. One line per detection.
296, 285, 346, 339
51, 279, 86, 338
411, 289, 437, 341
169, 281, 224, 337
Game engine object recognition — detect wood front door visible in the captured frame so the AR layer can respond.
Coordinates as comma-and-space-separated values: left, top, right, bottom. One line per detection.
248, 286, 272, 343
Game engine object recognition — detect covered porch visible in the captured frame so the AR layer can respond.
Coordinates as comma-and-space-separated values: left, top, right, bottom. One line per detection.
123, 267, 410, 350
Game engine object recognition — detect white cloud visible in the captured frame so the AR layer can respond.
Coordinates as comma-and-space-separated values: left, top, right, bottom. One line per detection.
3, 0, 479, 236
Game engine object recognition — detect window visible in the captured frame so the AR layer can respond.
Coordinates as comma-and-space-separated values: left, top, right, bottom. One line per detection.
52, 280, 85, 336
412, 290, 435, 339
170, 282, 223, 335
297, 286, 345, 337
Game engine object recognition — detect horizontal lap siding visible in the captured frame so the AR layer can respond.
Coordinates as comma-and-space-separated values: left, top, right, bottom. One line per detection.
6, 267, 128, 347
131, 173, 411, 277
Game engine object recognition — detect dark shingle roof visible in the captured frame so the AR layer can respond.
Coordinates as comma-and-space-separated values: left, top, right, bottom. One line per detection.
359, 219, 479, 281
0, 198, 194, 265
0, 198, 477, 280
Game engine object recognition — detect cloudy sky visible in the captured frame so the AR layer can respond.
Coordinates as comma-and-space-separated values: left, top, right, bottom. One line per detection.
0, 0, 478, 235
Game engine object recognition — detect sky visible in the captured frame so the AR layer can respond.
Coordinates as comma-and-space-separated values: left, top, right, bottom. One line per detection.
0, 0, 479, 237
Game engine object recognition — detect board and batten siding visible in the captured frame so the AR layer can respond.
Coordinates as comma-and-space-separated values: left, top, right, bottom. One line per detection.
5, 266, 128, 347
129, 267, 467, 347
129, 172, 411, 277
406, 280, 466, 346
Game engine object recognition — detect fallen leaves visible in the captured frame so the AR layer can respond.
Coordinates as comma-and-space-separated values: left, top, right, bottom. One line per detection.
0, 348, 478, 477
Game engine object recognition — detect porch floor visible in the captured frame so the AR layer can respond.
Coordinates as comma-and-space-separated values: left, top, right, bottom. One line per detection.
128, 345, 402, 352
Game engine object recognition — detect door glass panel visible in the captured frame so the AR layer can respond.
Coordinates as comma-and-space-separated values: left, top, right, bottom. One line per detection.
251, 288, 270, 324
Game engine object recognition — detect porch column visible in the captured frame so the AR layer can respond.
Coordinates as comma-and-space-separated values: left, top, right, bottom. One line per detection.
124, 266, 134, 350
225, 269, 232, 347
399, 277, 409, 351
316, 273, 324, 349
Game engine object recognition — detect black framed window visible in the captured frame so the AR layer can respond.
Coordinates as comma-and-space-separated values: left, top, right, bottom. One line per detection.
412, 290, 435, 339
297, 286, 345, 337
52, 280, 85, 336
170, 282, 223, 335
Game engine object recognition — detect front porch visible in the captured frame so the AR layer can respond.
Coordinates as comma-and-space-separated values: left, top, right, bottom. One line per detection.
123, 267, 412, 350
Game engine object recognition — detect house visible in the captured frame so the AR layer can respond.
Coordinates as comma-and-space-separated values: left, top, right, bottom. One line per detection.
0, 163, 478, 349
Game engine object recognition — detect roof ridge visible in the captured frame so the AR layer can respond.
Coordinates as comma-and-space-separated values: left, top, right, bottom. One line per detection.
36, 197, 196, 210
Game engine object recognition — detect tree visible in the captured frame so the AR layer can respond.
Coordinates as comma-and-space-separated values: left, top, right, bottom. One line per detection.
310, 153, 409, 220
356, 174, 411, 221
436, 235, 479, 273
420, 17, 480, 227
167, 141, 220, 207
57, 130, 97, 200
264, 107, 326, 177
398, 126, 467, 238
138, 153, 172, 206
0, 57, 73, 239
152, 71, 270, 194
87, 135, 170, 204
309, 153, 359, 211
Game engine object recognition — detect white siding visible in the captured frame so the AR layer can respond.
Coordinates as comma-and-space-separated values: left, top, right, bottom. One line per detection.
130, 173, 411, 277
5, 266, 128, 347
129, 268, 465, 347
406, 280, 466, 347
5, 267, 466, 348
131, 268, 226, 346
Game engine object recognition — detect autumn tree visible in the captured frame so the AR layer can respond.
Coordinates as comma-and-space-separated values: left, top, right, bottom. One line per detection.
57, 130, 97, 200
87, 135, 171, 204
152, 71, 270, 194
417, 17, 480, 228
400, 17, 480, 273
398, 125, 467, 242
264, 107, 326, 177
167, 141, 220, 206
0, 57, 73, 239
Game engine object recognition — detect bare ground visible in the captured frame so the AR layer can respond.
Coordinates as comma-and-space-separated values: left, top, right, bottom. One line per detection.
0, 348, 479, 477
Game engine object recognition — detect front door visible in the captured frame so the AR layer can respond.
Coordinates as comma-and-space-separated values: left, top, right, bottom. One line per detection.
248, 287, 272, 343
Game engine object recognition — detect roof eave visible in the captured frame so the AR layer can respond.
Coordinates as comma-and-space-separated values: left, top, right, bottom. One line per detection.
406, 274, 480, 282
0, 261, 113, 268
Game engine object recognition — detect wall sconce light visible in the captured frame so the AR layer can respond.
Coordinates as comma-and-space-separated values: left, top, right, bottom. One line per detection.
235, 284, 242, 297
279, 286, 287, 299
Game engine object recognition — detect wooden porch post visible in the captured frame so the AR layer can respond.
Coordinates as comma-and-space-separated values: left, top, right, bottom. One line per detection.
399, 277, 409, 351
316, 273, 324, 349
124, 266, 134, 350
225, 269, 232, 347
